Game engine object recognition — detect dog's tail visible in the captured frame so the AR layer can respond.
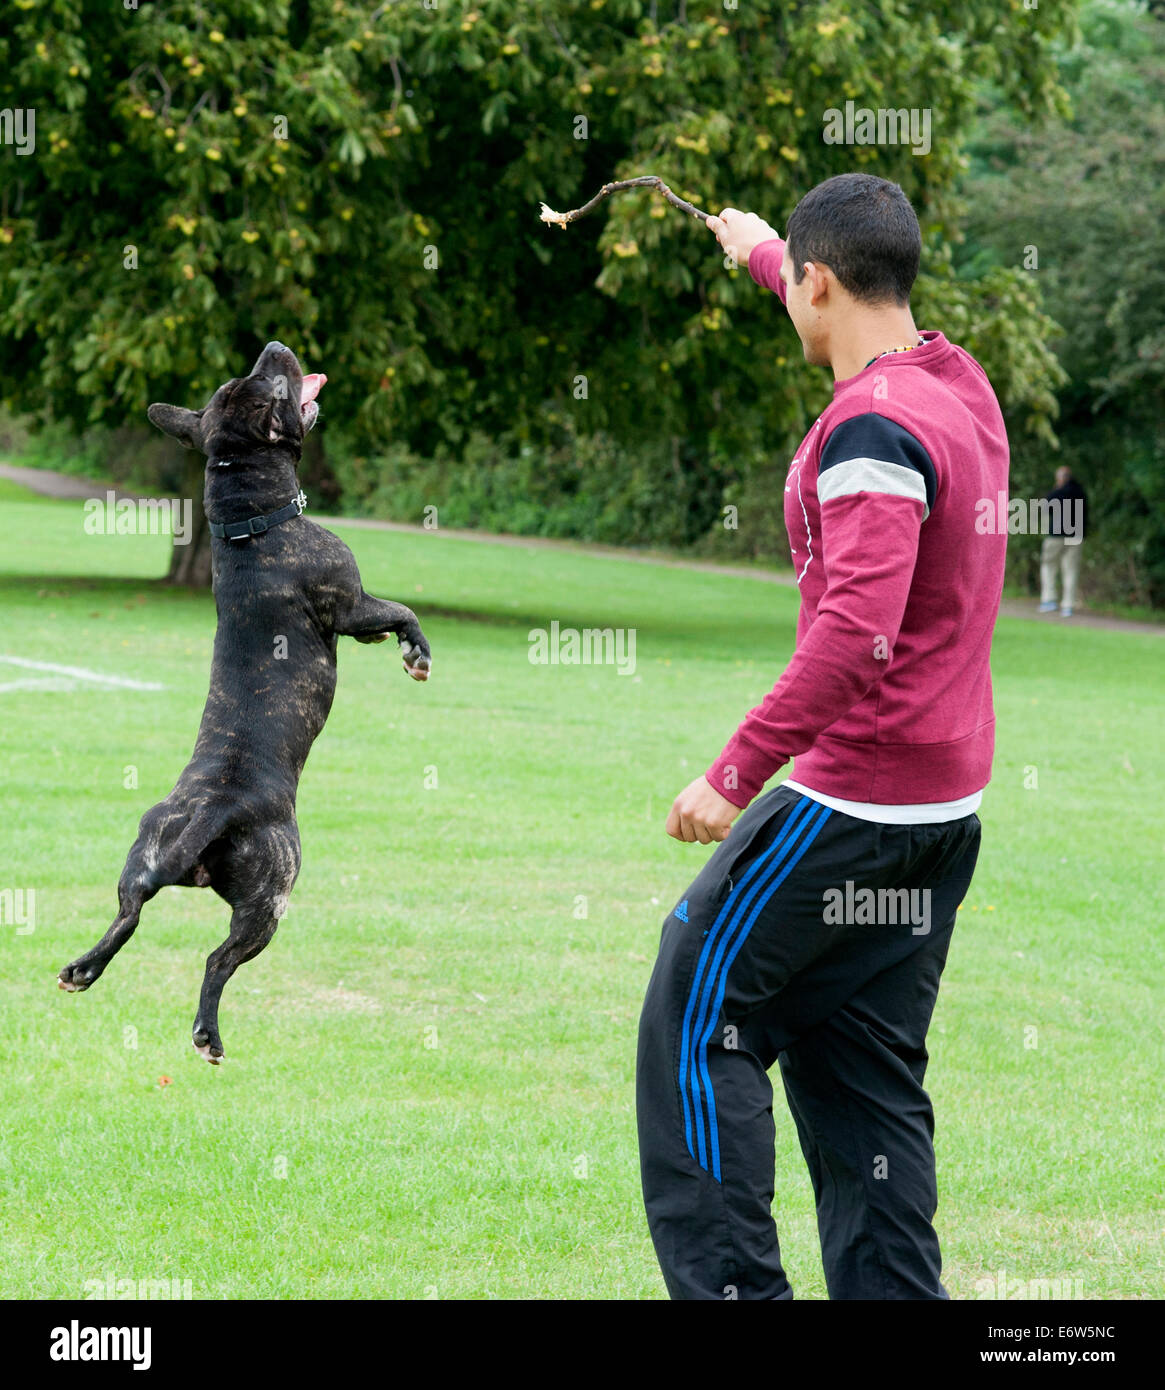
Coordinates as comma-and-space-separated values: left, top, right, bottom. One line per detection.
145, 803, 235, 891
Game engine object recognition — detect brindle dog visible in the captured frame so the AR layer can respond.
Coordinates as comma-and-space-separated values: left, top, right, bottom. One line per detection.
58, 342, 431, 1062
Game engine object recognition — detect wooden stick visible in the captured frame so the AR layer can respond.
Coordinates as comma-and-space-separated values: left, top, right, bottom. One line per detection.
538, 176, 710, 230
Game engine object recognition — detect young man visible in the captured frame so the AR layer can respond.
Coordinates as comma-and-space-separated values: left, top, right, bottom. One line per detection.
636, 174, 1009, 1300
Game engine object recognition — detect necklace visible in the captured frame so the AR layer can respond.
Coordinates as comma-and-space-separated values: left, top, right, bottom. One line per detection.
863, 337, 925, 371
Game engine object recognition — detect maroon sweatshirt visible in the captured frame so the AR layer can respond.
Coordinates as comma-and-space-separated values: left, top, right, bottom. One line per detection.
706, 237, 1009, 808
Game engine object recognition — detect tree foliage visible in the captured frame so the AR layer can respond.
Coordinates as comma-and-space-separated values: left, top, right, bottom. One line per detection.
959, 0, 1165, 606
1, 0, 1081, 569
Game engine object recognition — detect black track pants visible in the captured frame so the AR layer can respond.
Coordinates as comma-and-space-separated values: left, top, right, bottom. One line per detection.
636, 784, 981, 1300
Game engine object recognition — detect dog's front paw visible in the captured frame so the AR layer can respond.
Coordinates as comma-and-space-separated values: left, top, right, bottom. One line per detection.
400, 639, 431, 682
58, 963, 96, 993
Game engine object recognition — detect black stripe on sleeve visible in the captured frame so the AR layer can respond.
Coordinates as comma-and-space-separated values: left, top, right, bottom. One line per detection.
818, 413, 938, 515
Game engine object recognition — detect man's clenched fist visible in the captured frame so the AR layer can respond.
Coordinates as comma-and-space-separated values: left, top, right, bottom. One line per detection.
705, 208, 781, 269
666, 775, 742, 844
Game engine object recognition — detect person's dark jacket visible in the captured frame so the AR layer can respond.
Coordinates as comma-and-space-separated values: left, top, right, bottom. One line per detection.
1046, 479, 1088, 539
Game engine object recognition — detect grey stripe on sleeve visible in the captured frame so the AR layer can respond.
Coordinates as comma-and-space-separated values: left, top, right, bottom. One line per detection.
816, 456, 930, 519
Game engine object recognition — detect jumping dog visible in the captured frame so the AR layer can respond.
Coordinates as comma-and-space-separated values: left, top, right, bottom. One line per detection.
58, 342, 431, 1062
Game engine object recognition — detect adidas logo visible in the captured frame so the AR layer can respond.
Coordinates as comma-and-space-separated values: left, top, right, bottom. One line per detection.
674, 900, 689, 922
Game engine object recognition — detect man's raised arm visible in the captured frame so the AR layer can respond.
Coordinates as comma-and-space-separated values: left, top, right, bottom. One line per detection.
706, 208, 788, 304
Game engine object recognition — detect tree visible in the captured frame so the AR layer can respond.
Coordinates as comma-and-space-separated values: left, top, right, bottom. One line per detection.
958, 0, 1165, 605
1, 0, 1080, 578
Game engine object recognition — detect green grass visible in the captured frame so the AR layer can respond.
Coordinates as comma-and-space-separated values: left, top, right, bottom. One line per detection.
1, 483, 1161, 1299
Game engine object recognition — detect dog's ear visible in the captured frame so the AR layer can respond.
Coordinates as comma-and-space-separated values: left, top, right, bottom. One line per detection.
147, 403, 204, 451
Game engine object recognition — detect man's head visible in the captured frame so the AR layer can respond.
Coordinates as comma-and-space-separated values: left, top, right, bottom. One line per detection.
1055, 466, 1073, 487
779, 174, 921, 367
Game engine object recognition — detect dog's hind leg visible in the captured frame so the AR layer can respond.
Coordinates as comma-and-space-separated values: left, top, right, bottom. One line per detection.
190, 902, 281, 1064
58, 801, 224, 994
192, 822, 300, 1063
58, 853, 158, 993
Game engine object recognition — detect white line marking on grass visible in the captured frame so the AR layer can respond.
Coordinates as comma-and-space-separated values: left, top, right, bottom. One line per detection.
0, 678, 86, 692
0, 656, 164, 691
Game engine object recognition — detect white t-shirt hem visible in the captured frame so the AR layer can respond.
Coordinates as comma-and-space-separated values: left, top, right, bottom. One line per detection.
782, 778, 983, 825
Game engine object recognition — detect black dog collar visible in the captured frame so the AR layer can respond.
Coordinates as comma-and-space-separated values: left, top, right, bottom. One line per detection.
208, 489, 307, 541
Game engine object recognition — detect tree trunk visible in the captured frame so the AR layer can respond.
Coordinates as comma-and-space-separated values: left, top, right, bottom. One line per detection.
167, 450, 212, 588
298, 426, 338, 509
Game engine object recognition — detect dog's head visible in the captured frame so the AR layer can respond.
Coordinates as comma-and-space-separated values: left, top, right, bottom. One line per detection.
147, 342, 326, 461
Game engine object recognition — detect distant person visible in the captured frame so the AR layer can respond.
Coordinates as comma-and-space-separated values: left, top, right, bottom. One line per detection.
636, 173, 1008, 1301
1039, 466, 1088, 617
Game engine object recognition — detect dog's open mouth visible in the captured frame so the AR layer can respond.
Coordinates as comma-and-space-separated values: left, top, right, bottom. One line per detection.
300, 372, 326, 432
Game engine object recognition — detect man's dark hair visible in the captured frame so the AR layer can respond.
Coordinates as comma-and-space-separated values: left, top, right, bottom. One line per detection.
785, 174, 921, 306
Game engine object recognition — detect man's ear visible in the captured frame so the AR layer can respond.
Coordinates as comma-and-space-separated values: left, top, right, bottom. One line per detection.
147, 403, 203, 451
804, 261, 832, 307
